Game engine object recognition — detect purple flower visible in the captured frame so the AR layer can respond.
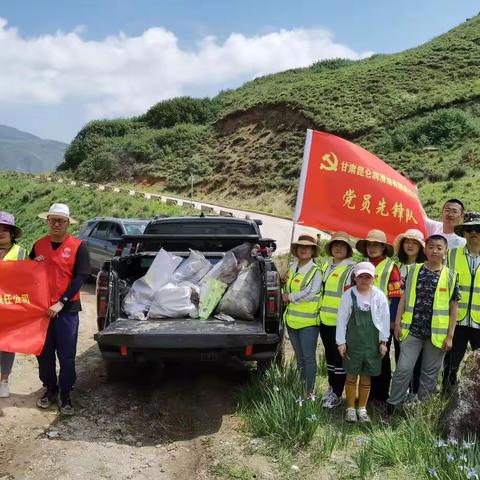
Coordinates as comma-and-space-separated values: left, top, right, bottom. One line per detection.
467, 467, 479, 480
428, 467, 437, 477
446, 452, 454, 462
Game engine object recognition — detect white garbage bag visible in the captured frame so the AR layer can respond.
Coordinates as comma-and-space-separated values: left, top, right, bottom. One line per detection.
147, 282, 200, 319
217, 262, 261, 321
123, 248, 182, 317
172, 249, 212, 285
202, 251, 240, 285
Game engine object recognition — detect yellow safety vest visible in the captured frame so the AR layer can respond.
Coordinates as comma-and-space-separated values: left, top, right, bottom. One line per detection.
2, 244, 27, 261
400, 263, 455, 348
374, 258, 395, 296
448, 247, 480, 324
284, 264, 321, 329
319, 263, 354, 326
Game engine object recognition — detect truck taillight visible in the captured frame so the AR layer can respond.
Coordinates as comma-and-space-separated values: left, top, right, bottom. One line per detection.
267, 292, 280, 318
96, 271, 109, 321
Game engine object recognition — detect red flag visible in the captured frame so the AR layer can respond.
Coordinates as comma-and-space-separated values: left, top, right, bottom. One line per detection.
294, 130, 427, 242
0, 261, 50, 355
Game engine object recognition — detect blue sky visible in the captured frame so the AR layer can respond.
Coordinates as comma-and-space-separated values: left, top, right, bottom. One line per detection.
0, 1, 478, 142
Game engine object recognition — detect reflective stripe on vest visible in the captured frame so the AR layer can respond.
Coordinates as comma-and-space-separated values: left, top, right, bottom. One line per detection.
400, 263, 454, 348
34, 235, 82, 305
320, 263, 354, 326
284, 264, 320, 329
448, 247, 480, 324
374, 258, 395, 296
2, 244, 27, 261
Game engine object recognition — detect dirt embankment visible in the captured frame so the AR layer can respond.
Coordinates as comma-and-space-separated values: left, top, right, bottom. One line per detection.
0, 285, 278, 480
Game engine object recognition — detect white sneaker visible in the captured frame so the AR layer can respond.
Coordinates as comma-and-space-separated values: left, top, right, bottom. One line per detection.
345, 407, 357, 423
357, 408, 371, 423
0, 381, 10, 398
322, 392, 342, 409
321, 386, 333, 401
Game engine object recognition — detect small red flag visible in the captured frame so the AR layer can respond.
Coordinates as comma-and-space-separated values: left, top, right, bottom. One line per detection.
0, 261, 50, 355
293, 130, 427, 242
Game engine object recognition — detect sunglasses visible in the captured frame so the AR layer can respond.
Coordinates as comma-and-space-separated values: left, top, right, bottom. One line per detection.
464, 226, 480, 233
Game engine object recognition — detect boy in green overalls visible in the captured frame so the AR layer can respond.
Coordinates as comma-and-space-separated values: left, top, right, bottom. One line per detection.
336, 262, 390, 422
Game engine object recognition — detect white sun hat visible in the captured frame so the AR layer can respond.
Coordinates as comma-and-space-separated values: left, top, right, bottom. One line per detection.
38, 203, 78, 224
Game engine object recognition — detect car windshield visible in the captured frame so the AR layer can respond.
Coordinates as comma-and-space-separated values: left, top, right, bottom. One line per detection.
124, 222, 147, 235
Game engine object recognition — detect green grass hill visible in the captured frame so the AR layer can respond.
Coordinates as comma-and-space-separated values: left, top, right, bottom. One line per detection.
59, 15, 480, 216
0, 172, 187, 249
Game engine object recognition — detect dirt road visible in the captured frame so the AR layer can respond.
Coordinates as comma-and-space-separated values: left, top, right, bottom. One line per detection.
0, 285, 278, 480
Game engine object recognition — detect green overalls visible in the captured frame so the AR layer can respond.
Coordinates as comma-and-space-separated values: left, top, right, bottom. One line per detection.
343, 290, 382, 377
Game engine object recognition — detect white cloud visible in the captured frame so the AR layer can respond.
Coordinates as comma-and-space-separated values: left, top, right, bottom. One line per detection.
0, 17, 372, 121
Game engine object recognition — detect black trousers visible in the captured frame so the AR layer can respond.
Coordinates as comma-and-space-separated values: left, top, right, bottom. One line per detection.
319, 323, 346, 397
369, 331, 400, 402
443, 325, 480, 394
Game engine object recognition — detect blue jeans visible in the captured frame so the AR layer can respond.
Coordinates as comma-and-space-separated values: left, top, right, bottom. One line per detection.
37, 312, 79, 393
287, 325, 320, 393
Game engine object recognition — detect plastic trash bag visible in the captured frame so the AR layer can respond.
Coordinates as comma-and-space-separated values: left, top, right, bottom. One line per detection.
229, 242, 255, 269
198, 277, 228, 320
202, 251, 239, 285
147, 282, 200, 319
172, 249, 212, 285
217, 262, 261, 321
123, 248, 182, 317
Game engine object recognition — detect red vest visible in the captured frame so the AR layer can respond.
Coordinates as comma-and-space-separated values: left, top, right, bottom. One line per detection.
34, 235, 82, 305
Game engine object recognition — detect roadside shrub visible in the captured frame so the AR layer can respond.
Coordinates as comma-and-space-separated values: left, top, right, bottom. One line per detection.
391, 109, 478, 150
142, 97, 219, 129
447, 166, 466, 180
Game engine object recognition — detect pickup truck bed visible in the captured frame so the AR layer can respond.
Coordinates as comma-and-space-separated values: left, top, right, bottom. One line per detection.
95, 318, 279, 349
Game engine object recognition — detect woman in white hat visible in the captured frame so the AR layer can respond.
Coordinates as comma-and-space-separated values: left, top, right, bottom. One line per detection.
393, 229, 426, 280
283, 234, 322, 395
318, 232, 355, 409
0, 212, 28, 398
355, 229, 402, 409
392, 228, 426, 400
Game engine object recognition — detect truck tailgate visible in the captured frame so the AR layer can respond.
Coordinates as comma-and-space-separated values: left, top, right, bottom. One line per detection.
94, 318, 280, 349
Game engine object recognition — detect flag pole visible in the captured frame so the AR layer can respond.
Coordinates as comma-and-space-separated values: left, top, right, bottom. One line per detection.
286, 128, 313, 270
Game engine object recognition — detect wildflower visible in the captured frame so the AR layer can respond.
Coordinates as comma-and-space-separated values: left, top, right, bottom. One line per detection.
295, 397, 304, 407
428, 467, 437, 477
467, 467, 479, 480
447, 437, 458, 446
463, 440, 475, 450
307, 392, 316, 402
273, 386, 280, 392
306, 414, 317, 422
436, 439, 448, 447
446, 452, 455, 462
356, 436, 368, 446
459, 453, 468, 462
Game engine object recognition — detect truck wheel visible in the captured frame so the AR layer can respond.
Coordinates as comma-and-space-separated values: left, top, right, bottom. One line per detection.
103, 359, 129, 382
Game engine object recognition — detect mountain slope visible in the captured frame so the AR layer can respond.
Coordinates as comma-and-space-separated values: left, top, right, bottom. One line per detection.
59, 14, 480, 216
0, 125, 68, 173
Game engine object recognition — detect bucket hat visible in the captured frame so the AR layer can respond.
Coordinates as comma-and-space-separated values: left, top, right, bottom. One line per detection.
38, 203, 78, 224
355, 229, 394, 258
393, 229, 425, 255
325, 231, 353, 258
0, 211, 22, 238
454, 212, 480, 237
290, 234, 319, 258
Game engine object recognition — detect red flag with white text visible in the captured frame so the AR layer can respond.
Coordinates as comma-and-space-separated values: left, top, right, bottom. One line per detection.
293, 130, 427, 242
0, 261, 50, 355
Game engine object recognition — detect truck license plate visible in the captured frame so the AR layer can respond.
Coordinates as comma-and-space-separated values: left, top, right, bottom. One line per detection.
200, 352, 218, 362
